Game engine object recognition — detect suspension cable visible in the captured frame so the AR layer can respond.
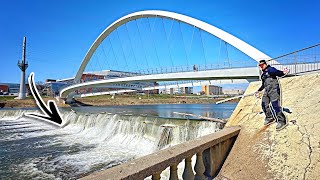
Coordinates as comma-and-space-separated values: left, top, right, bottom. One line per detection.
168, 18, 174, 41
89, 62, 94, 81
147, 17, 161, 67
124, 23, 139, 72
161, 18, 174, 67
135, 19, 150, 69
199, 29, 208, 69
115, 29, 129, 72
178, 21, 189, 67
218, 39, 222, 68
108, 37, 119, 68
188, 25, 196, 59
225, 41, 231, 68
101, 43, 111, 70
151, 17, 157, 33
94, 49, 104, 73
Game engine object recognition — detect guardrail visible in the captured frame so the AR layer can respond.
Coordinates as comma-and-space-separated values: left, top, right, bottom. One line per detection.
80, 126, 241, 180
134, 60, 256, 76
269, 44, 320, 75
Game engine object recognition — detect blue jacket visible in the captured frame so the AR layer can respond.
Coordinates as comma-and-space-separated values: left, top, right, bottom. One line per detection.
258, 65, 285, 91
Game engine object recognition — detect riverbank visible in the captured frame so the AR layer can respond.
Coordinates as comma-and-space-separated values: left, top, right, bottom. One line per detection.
0, 94, 239, 108
0, 96, 69, 108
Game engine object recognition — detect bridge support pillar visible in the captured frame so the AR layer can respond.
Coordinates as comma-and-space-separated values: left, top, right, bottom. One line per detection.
62, 92, 76, 104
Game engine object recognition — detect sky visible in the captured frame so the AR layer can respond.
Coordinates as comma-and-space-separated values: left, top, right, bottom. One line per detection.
0, 0, 319, 87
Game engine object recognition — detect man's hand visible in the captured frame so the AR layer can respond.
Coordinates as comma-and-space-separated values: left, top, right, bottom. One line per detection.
255, 91, 262, 98
283, 67, 289, 75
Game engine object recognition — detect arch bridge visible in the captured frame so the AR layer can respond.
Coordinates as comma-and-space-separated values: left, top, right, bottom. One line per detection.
59, 10, 319, 101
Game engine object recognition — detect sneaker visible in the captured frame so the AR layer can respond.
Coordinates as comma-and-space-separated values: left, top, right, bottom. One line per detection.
264, 118, 275, 125
276, 121, 288, 131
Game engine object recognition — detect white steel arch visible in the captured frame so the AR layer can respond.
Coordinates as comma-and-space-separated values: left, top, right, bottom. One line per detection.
73, 10, 271, 83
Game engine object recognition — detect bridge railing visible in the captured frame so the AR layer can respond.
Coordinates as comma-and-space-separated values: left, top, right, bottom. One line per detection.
135, 60, 256, 76
133, 44, 320, 76
68, 61, 257, 88
80, 126, 241, 180
268, 44, 320, 75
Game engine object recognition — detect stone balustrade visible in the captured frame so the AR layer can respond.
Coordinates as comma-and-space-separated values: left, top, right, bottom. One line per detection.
80, 126, 241, 180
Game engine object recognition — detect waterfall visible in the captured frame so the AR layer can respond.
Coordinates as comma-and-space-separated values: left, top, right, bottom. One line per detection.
0, 109, 222, 149
0, 109, 223, 179
0, 109, 37, 120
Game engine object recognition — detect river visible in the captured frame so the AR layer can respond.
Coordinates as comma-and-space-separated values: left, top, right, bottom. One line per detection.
0, 103, 237, 179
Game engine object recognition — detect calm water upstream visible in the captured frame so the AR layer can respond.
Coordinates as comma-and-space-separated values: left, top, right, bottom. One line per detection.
0, 103, 237, 179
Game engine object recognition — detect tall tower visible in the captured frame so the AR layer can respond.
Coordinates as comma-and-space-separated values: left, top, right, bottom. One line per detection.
17, 37, 28, 99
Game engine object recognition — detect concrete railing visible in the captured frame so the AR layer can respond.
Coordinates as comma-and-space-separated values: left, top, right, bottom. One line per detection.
80, 126, 241, 180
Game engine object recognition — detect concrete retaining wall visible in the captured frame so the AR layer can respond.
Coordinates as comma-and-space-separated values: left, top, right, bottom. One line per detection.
218, 73, 320, 179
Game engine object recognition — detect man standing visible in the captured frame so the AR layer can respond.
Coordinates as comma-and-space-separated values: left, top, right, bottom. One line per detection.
256, 60, 289, 130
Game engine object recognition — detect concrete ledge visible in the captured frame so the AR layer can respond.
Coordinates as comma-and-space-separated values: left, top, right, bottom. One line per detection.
80, 126, 241, 180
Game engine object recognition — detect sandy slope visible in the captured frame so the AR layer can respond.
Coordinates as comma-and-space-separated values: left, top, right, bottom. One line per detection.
219, 73, 320, 180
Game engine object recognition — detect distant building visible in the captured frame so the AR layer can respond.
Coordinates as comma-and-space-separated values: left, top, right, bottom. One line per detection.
160, 86, 194, 95
180, 87, 193, 94
223, 89, 245, 95
50, 70, 159, 96
161, 87, 178, 95
0, 83, 30, 96
43, 82, 69, 97
202, 85, 223, 95
0, 84, 9, 93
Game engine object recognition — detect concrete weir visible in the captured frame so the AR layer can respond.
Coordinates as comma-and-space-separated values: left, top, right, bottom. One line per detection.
218, 73, 320, 179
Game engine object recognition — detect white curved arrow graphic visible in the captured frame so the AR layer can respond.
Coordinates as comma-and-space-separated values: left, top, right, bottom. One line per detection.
25, 72, 63, 127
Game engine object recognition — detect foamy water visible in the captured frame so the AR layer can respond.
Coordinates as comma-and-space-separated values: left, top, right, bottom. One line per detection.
0, 105, 229, 179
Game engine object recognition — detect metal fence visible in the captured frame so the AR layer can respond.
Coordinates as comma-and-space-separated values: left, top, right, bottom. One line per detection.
268, 44, 320, 75
122, 44, 320, 76
134, 59, 256, 75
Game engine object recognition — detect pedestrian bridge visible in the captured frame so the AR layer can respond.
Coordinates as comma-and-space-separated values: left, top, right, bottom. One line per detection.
60, 66, 260, 99
60, 62, 320, 100
58, 10, 320, 101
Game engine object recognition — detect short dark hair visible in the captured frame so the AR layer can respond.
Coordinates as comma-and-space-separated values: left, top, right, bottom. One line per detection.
259, 60, 267, 64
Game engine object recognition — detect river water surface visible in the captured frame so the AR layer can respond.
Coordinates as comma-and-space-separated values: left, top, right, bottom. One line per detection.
0, 103, 237, 179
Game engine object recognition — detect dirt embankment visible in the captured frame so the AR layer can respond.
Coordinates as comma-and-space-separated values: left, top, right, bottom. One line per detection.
0, 97, 69, 108
218, 73, 320, 180
0, 95, 239, 108
76, 96, 234, 106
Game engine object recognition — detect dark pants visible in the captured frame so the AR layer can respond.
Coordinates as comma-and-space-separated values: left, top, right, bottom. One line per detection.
261, 85, 286, 123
